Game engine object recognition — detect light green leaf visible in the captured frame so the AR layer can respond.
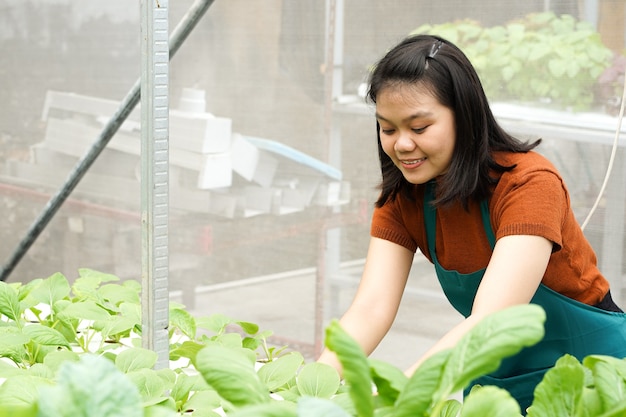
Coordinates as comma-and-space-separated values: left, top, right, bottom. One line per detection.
28, 273, 70, 307
528, 43, 551, 61
548, 58, 567, 77
0, 359, 27, 378
17, 278, 43, 304
0, 326, 30, 347
0, 374, 53, 409
460, 385, 522, 416
440, 399, 462, 417
296, 362, 341, 399
193, 345, 270, 407
77, 268, 120, 284
22, 325, 71, 349
98, 283, 140, 306
42, 349, 80, 372
170, 307, 197, 340
227, 402, 297, 417
325, 319, 374, 417
37, 354, 143, 417
577, 386, 604, 417
170, 373, 213, 405
584, 355, 626, 381
0, 328, 29, 364
527, 354, 584, 417
0, 280, 23, 321
169, 340, 206, 362
182, 389, 223, 415
143, 404, 178, 417
115, 347, 158, 372
369, 359, 408, 406
257, 351, 304, 391
125, 368, 168, 404
298, 396, 352, 417
96, 315, 137, 340
196, 313, 232, 334
591, 361, 626, 410
57, 300, 111, 321
596, 402, 626, 417
501, 66, 517, 82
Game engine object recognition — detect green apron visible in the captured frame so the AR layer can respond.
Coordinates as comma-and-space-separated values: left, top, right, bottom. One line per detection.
423, 182, 626, 412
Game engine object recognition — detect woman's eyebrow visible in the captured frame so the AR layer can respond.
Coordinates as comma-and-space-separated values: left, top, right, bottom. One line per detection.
375, 111, 433, 123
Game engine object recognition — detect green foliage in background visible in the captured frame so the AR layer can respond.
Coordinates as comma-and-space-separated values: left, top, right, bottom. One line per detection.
0, 270, 625, 416
412, 12, 615, 111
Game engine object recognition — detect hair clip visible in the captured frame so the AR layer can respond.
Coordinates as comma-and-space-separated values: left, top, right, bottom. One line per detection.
427, 40, 443, 59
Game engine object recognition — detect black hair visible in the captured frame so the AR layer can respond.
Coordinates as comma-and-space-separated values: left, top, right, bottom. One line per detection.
367, 34, 540, 208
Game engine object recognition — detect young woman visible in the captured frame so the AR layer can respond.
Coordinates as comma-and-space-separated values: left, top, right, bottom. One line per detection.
317, 34, 626, 412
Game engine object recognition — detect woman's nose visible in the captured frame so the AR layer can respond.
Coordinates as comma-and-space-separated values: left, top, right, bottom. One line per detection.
394, 130, 416, 152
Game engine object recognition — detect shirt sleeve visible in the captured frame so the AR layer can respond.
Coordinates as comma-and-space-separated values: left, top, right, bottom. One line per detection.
370, 197, 419, 253
491, 168, 568, 251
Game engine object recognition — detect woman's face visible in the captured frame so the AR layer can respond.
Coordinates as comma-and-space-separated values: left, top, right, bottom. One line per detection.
375, 84, 456, 184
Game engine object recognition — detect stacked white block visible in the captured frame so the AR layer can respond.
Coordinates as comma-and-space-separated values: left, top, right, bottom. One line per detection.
14, 89, 350, 218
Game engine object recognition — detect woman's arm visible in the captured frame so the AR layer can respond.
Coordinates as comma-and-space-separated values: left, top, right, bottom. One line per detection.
317, 237, 414, 374
404, 234, 553, 376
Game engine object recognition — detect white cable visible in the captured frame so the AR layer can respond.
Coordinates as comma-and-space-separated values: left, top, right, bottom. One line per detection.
580, 67, 626, 231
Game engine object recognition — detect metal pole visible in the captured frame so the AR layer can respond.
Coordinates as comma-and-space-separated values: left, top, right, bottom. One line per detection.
140, 0, 170, 370
0, 0, 215, 282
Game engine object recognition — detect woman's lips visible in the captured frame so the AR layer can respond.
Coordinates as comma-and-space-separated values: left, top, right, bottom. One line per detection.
400, 157, 427, 168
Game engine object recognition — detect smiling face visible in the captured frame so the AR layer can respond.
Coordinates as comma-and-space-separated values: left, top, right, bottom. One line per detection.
375, 83, 456, 185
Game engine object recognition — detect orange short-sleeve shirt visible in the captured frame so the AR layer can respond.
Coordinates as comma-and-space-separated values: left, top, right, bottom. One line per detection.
371, 151, 608, 305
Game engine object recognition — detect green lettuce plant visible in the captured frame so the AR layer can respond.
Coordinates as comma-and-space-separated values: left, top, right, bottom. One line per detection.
1, 270, 626, 416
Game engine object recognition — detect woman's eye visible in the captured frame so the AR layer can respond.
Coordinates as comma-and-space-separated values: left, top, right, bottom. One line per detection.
412, 126, 428, 134
381, 128, 395, 135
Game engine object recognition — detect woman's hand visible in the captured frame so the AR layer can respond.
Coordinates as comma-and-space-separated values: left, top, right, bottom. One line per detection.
317, 237, 414, 375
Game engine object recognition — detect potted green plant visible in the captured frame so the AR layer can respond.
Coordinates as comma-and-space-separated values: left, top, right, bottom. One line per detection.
412, 12, 616, 111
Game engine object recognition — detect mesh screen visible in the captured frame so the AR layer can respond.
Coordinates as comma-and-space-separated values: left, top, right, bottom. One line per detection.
1, 0, 624, 365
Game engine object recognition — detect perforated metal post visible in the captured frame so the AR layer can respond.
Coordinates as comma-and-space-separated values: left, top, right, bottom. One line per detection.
141, 0, 170, 369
